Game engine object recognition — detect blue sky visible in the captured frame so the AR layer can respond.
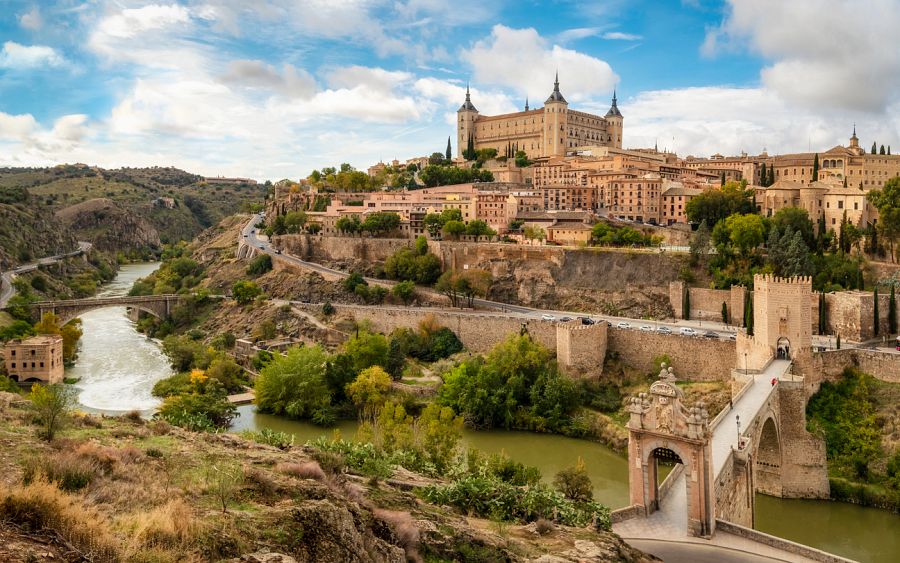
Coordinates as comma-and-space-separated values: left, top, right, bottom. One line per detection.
0, 1, 898, 179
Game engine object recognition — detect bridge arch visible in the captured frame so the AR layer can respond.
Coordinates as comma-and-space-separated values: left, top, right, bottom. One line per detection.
754, 414, 783, 496
30, 295, 185, 326
776, 336, 790, 359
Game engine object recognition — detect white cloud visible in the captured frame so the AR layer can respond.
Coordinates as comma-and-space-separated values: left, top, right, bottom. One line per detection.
94, 4, 191, 40
0, 112, 38, 140
326, 66, 412, 93
19, 6, 43, 30
703, 0, 900, 113
463, 25, 618, 103
220, 60, 316, 99
601, 32, 642, 41
623, 86, 900, 157
0, 41, 65, 69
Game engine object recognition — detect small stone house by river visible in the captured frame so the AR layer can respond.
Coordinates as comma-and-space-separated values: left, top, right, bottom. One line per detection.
3, 335, 64, 384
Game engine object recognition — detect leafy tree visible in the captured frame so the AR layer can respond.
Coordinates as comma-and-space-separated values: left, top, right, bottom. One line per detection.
360, 212, 401, 236
772, 207, 815, 249
246, 254, 273, 276
383, 244, 441, 284
553, 458, 593, 501
344, 330, 389, 374
34, 313, 82, 363
812, 153, 819, 182
385, 338, 405, 379
465, 219, 496, 237
159, 371, 237, 431
418, 164, 494, 187
255, 345, 333, 422
514, 150, 532, 167
715, 213, 765, 259
889, 284, 897, 334
232, 280, 262, 304
29, 383, 76, 441
441, 220, 466, 239
429, 152, 445, 165
685, 181, 755, 227
336, 215, 361, 234
0, 320, 36, 342
343, 271, 367, 293
324, 353, 356, 404
346, 366, 392, 419
205, 355, 246, 392
874, 287, 880, 336
283, 210, 307, 233
866, 177, 900, 262
418, 403, 464, 473
392, 280, 416, 304
523, 225, 546, 244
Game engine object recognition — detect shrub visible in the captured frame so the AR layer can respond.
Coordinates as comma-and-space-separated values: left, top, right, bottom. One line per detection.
29, 384, 76, 441
22, 453, 100, 492
553, 458, 593, 501
255, 345, 332, 422
535, 518, 555, 535
0, 374, 20, 393
240, 428, 294, 449
322, 301, 335, 316
276, 461, 326, 481
246, 254, 273, 276
232, 280, 262, 305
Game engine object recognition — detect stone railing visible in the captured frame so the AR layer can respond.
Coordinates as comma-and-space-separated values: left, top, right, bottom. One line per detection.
715, 520, 855, 563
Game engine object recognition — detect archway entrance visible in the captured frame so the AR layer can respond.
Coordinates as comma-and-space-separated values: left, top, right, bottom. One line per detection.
776, 337, 790, 359
627, 365, 715, 537
755, 417, 783, 497
650, 447, 683, 511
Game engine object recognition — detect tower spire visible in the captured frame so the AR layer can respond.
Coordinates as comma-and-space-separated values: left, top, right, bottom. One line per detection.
605, 87, 622, 118
545, 71, 567, 103
525, 96, 529, 111
459, 81, 477, 112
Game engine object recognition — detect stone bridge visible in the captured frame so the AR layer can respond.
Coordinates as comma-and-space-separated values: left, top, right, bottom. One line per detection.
30, 295, 188, 325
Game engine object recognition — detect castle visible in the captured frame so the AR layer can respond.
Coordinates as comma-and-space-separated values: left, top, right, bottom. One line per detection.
457, 74, 623, 160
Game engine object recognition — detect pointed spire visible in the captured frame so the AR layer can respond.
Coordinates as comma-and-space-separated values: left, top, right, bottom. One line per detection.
605, 87, 622, 118
525, 97, 529, 111
459, 81, 477, 112
545, 71, 567, 103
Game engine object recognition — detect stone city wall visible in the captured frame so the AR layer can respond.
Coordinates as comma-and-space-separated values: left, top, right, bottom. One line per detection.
796, 349, 900, 385
775, 379, 830, 499
606, 329, 736, 381
714, 450, 753, 528
669, 282, 745, 326
715, 521, 855, 563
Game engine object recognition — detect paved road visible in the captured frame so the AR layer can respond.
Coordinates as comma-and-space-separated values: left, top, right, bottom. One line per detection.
0, 242, 92, 309
241, 214, 866, 349
627, 538, 812, 563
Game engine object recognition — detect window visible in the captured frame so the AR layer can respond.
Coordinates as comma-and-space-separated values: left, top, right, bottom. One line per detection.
10, 363, 14, 368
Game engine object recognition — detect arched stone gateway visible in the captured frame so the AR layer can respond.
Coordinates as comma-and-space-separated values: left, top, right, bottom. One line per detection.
776, 337, 790, 359
627, 365, 715, 537
755, 416, 783, 497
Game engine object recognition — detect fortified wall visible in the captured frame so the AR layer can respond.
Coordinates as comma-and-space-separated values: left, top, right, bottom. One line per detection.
794, 349, 900, 386
607, 329, 735, 381
669, 281, 745, 326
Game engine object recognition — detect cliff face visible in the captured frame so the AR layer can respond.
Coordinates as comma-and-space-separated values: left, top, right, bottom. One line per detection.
56, 198, 161, 253
0, 189, 77, 270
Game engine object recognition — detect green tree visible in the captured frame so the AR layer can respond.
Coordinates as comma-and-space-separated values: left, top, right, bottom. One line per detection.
418, 403, 463, 473
767, 165, 775, 186
159, 374, 237, 431
759, 162, 767, 187
880, 145, 886, 155
465, 219, 496, 237
721, 213, 766, 259
0, 320, 35, 342
344, 330, 389, 374
889, 284, 897, 334
392, 280, 416, 304
34, 313, 82, 363
232, 280, 262, 304
866, 177, 900, 262
246, 254, 273, 276
874, 287, 880, 336
812, 153, 819, 182
818, 291, 827, 334
385, 337, 405, 380
683, 286, 691, 320
445, 136, 452, 161
553, 458, 593, 501
346, 366, 392, 419
336, 215, 361, 234
772, 207, 815, 249
685, 181, 754, 227
722, 301, 728, 324
872, 142, 877, 155
360, 212, 401, 236
441, 220, 466, 239
283, 210, 307, 233
255, 345, 332, 422
29, 383, 75, 441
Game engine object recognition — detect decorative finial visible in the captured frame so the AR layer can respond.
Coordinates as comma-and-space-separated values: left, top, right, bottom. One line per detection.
554, 70, 559, 91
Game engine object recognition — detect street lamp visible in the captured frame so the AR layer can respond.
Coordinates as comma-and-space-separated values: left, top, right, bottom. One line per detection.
743, 352, 748, 376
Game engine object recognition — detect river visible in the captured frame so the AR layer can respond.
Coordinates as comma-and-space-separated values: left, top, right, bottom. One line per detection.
73, 263, 898, 563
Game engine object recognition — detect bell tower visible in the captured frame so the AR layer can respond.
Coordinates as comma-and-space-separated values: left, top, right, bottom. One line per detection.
543, 72, 569, 157
605, 89, 624, 149
457, 83, 478, 159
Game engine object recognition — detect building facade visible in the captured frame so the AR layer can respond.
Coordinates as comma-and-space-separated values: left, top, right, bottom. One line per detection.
457, 75, 623, 160
3, 335, 65, 384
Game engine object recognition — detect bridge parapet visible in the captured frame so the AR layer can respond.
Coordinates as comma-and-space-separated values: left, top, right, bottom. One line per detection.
30, 294, 189, 324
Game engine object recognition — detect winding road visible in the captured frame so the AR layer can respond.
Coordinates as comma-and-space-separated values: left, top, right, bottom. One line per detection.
0, 242, 92, 309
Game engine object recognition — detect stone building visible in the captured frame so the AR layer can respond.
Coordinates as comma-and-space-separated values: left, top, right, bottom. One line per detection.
603, 173, 663, 224
755, 178, 874, 234
3, 335, 65, 384
661, 184, 703, 225
457, 75, 623, 160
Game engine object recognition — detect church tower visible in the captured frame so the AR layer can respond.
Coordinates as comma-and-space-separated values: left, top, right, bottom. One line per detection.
543, 72, 569, 157
605, 89, 624, 149
848, 124, 863, 155
456, 84, 478, 159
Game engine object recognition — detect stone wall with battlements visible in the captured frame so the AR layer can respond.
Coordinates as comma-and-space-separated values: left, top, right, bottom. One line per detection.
557, 321, 607, 377
607, 329, 736, 381
795, 349, 900, 385
753, 275, 812, 359
669, 282, 745, 326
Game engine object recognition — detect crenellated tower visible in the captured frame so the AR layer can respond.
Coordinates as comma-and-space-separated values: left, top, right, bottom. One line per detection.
456, 83, 478, 159
542, 72, 569, 157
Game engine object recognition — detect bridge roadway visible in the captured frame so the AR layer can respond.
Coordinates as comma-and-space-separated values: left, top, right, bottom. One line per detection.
611, 360, 825, 562
242, 214, 845, 348
0, 242, 92, 309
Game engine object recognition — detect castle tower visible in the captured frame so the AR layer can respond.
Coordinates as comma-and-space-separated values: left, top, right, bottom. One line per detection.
605, 89, 624, 149
543, 72, 569, 157
456, 83, 479, 159
752, 274, 812, 360
848, 124, 863, 155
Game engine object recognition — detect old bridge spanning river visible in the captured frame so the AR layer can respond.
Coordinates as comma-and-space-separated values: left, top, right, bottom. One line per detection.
65, 263, 898, 562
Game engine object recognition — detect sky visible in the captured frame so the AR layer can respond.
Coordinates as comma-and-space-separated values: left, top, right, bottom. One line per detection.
0, 0, 898, 180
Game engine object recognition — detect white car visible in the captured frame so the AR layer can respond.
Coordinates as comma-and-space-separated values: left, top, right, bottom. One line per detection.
616, 321, 631, 329
541, 314, 556, 321
657, 326, 672, 335
639, 325, 653, 332
679, 327, 698, 337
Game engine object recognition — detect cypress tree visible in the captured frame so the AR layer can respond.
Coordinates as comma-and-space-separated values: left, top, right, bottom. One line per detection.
843, 176, 848, 188
465, 133, 475, 160
720, 171, 726, 186
836, 333, 841, 350
857, 268, 864, 290
445, 136, 452, 161
888, 146, 891, 155
889, 284, 897, 334
747, 294, 754, 336
880, 145, 886, 155
683, 287, 691, 320
722, 301, 728, 324
759, 163, 767, 186
872, 142, 877, 154
818, 291, 826, 334
874, 287, 880, 336
812, 153, 819, 181
767, 166, 775, 186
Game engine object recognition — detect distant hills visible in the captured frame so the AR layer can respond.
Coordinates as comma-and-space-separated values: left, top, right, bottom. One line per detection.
0, 165, 268, 268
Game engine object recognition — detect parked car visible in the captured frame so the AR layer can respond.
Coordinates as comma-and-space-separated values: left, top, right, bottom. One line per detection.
656, 326, 672, 334
579, 317, 595, 325
560, 316, 573, 322
639, 325, 653, 332
703, 331, 719, 339
274, 249, 282, 254
616, 321, 631, 329
679, 327, 698, 336
728, 333, 737, 341
541, 314, 556, 321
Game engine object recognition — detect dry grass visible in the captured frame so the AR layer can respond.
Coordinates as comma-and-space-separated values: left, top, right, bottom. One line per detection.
127, 498, 202, 551
22, 452, 101, 492
374, 508, 420, 562
276, 461, 325, 481
0, 476, 119, 562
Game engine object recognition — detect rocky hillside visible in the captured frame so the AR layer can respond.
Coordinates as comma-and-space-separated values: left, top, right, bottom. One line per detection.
0, 393, 653, 563
0, 165, 267, 265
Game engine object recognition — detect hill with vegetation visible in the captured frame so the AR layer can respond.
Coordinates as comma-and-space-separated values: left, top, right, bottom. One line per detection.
0, 165, 268, 264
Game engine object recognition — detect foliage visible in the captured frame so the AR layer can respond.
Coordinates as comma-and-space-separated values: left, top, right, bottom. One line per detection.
335, 215, 361, 234
523, 225, 546, 243
383, 238, 442, 284
435, 269, 492, 308
421, 476, 610, 528
360, 212, 401, 236
553, 458, 593, 501
771, 207, 815, 249
867, 177, 900, 262
29, 383, 76, 441
591, 223, 656, 247
346, 366, 393, 419
34, 313, 82, 364
423, 208, 463, 238
158, 381, 237, 432
392, 280, 416, 304
0, 319, 36, 342
232, 280, 262, 305
255, 345, 333, 423
390, 322, 463, 363
0, 375, 20, 393
239, 428, 295, 450
464, 220, 496, 238
246, 254, 273, 276
685, 181, 755, 227
439, 334, 582, 432
807, 368, 882, 480
514, 150, 532, 168
766, 226, 812, 278
418, 164, 494, 188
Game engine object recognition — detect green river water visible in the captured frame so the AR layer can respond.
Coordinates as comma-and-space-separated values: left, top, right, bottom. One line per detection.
71, 263, 899, 563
